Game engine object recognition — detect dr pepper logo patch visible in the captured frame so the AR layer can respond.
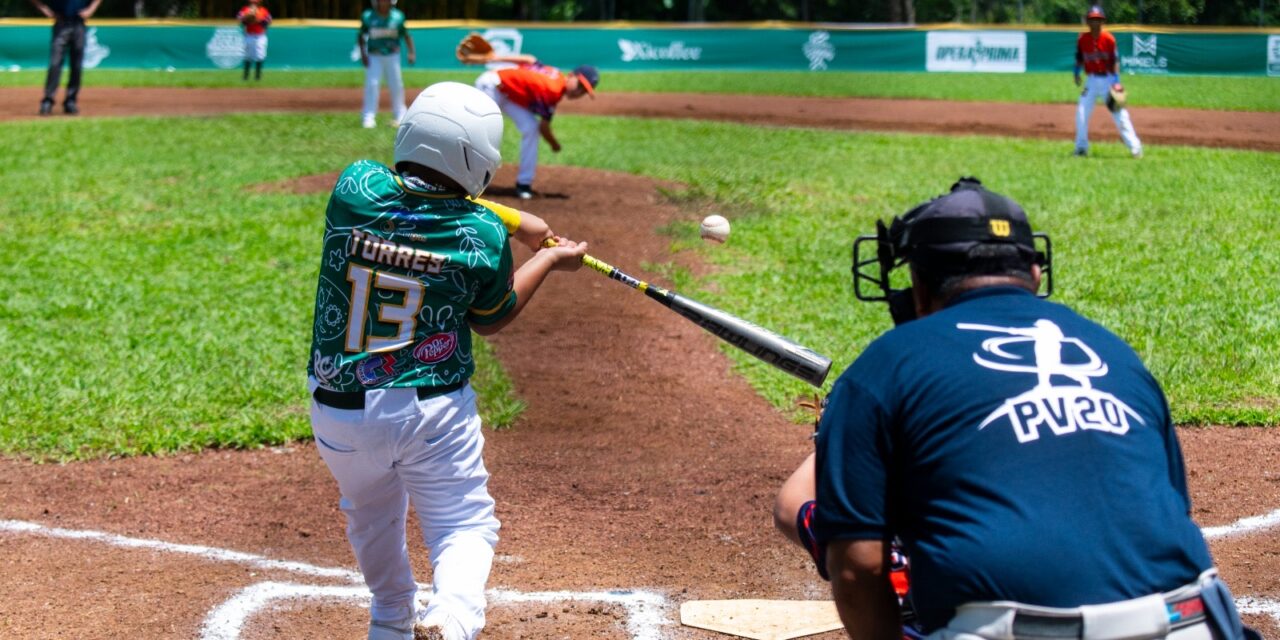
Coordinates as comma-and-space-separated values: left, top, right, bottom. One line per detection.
413, 332, 458, 364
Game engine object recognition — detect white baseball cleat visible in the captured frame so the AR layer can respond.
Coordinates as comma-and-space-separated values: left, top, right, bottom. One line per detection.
389, 119, 400, 128
414, 611, 465, 640
362, 117, 377, 129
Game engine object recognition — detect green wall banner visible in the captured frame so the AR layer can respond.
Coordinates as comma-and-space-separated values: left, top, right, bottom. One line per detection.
0, 22, 1275, 77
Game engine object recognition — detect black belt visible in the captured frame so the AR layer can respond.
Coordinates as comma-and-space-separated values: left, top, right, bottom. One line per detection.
1010, 594, 1206, 639
312, 380, 466, 410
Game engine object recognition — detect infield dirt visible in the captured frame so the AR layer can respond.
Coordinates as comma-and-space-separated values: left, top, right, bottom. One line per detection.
0, 95, 1276, 639
2, 86, 1279, 151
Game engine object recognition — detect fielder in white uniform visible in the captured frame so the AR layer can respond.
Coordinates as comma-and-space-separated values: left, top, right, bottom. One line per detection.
307, 82, 587, 640
358, 0, 414, 129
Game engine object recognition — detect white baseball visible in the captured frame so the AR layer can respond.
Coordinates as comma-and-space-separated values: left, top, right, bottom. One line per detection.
699, 214, 730, 243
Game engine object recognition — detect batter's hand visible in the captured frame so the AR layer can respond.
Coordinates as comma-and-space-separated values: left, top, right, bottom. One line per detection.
408, 51, 416, 65
540, 238, 588, 271
550, 141, 562, 153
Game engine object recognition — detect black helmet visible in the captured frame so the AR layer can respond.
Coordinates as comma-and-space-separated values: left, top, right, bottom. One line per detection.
852, 177, 1052, 325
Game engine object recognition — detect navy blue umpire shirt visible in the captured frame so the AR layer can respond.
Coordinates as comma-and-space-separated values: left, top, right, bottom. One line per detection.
44, 0, 85, 18
814, 286, 1212, 632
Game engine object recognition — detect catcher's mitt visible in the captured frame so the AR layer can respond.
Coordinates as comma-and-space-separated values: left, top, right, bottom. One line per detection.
1106, 84, 1127, 113
456, 32, 494, 65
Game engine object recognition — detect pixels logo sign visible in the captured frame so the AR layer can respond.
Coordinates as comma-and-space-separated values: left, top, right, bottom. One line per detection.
1121, 34, 1168, 74
1269, 36, 1280, 77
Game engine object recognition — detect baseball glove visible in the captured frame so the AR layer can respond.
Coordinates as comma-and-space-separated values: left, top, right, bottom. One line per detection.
456, 32, 495, 65
1106, 84, 1127, 113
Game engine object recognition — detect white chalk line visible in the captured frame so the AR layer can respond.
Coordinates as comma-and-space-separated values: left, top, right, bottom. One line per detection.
1236, 596, 1280, 624
202, 582, 369, 640
0, 518, 361, 581
1201, 508, 1280, 540
0, 519, 671, 640
6, 511, 1280, 639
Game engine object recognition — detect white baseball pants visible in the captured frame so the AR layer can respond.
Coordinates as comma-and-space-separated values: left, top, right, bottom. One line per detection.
1075, 74, 1142, 156
363, 53, 406, 125
309, 379, 500, 640
242, 34, 267, 62
475, 70, 540, 186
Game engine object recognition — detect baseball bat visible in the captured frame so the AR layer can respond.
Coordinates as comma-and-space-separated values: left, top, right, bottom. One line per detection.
552, 241, 832, 387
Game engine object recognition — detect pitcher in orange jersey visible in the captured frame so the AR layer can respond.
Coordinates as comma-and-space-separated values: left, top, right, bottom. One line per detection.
474, 53, 599, 199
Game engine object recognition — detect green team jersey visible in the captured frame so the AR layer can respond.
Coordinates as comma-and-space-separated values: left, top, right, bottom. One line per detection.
360, 8, 407, 56
308, 160, 519, 393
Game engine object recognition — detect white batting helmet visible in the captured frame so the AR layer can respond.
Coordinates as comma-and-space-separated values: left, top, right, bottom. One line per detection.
394, 82, 503, 198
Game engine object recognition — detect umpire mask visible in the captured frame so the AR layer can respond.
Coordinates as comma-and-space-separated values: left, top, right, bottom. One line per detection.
851, 177, 1053, 325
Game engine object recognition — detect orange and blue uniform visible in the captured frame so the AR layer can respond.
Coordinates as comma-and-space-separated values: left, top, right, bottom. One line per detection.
495, 63, 569, 120
1076, 31, 1117, 78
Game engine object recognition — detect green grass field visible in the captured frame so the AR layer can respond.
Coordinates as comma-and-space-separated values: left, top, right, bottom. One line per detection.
1, 72, 1277, 460
2, 68, 1277, 111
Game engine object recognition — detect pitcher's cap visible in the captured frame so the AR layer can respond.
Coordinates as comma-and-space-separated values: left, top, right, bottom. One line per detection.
573, 65, 599, 97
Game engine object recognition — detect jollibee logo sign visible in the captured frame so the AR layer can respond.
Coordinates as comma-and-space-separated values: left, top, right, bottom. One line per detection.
617, 39, 702, 62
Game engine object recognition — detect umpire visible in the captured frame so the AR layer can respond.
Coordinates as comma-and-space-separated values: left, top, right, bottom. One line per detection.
815, 177, 1256, 640
29, 0, 102, 115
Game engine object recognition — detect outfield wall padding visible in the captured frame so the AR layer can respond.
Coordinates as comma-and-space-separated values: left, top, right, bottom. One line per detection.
0, 22, 1276, 77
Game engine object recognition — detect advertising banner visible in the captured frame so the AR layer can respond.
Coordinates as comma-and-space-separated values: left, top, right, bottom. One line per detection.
926, 31, 1027, 73
0, 22, 1274, 77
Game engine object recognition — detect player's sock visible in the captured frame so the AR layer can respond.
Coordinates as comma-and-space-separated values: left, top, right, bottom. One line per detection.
242, 61, 250, 80
255, 62, 263, 80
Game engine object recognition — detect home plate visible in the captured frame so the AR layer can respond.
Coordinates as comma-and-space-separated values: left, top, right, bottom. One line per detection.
680, 599, 844, 640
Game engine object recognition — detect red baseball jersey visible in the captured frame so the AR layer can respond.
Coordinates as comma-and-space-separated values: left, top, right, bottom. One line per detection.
497, 63, 567, 120
1076, 31, 1117, 75
238, 5, 272, 35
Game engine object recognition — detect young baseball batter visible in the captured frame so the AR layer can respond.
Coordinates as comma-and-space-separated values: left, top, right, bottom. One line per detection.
236, 0, 271, 81
473, 58, 599, 199
1074, 5, 1142, 158
307, 82, 586, 640
358, 0, 415, 128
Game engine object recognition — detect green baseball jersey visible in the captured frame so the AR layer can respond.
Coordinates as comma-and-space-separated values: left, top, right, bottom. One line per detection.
360, 8, 407, 56
308, 160, 518, 393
